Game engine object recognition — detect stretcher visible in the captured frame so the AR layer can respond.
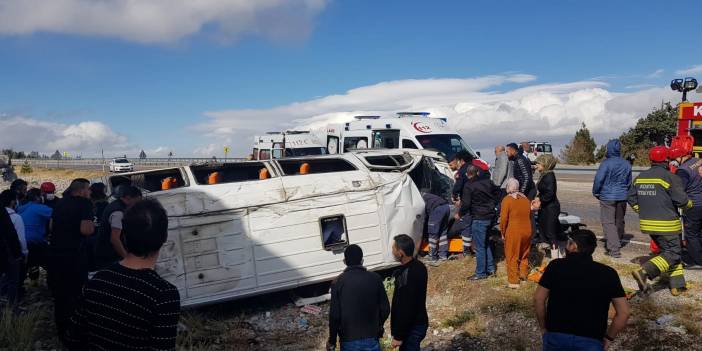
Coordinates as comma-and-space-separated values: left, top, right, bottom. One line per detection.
421, 212, 583, 254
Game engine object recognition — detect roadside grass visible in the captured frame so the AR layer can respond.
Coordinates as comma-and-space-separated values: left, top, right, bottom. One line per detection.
2, 249, 701, 350
423, 250, 702, 351
0, 306, 46, 351
26, 168, 108, 181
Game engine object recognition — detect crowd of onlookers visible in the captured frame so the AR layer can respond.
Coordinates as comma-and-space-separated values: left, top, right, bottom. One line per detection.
0, 178, 179, 350
0, 140, 648, 350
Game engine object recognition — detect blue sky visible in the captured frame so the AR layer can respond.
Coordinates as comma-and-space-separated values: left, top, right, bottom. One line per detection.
1, 0, 701, 157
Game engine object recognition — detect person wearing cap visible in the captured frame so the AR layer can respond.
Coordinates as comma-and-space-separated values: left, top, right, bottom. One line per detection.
460, 164, 500, 280
327, 244, 390, 351
534, 229, 630, 351
669, 145, 702, 268
629, 146, 692, 296
40, 182, 60, 209
593, 140, 632, 259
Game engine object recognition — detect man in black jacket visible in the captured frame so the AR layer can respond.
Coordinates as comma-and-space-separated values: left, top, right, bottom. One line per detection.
328, 244, 390, 351
391, 234, 428, 351
460, 164, 500, 280
506, 143, 536, 199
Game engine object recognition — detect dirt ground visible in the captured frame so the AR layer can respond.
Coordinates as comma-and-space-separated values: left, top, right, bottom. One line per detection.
2, 171, 702, 350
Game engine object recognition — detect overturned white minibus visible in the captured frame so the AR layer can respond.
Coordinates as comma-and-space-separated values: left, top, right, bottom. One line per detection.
101, 150, 451, 307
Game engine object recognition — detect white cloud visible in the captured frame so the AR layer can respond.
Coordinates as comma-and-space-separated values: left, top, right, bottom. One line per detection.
193, 143, 219, 157
0, 0, 327, 44
194, 74, 680, 155
646, 69, 664, 79
0, 115, 128, 155
676, 64, 702, 76
625, 84, 656, 89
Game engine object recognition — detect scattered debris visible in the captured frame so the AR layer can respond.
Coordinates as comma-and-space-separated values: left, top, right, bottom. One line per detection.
301, 304, 323, 316
293, 293, 331, 307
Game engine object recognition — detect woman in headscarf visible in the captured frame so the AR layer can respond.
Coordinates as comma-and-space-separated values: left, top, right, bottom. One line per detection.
533, 154, 565, 257
499, 178, 533, 288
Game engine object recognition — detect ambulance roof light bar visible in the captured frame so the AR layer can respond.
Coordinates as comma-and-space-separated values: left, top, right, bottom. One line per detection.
397, 112, 430, 118
671, 77, 698, 102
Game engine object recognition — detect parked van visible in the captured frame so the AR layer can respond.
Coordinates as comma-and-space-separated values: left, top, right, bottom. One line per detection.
101, 150, 448, 307
325, 112, 479, 162
527, 141, 553, 163
252, 130, 327, 160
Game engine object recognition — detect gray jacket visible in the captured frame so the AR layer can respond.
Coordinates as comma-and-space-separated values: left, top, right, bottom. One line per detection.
491, 152, 511, 188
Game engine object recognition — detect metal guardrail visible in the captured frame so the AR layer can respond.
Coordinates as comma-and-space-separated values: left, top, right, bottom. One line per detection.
12, 157, 246, 170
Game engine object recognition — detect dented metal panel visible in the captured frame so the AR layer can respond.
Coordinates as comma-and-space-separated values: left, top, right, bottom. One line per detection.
108, 152, 429, 307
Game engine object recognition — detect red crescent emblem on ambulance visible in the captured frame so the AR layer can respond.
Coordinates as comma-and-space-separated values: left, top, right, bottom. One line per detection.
412, 121, 432, 133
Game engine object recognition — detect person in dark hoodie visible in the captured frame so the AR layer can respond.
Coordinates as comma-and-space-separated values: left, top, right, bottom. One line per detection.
593, 140, 632, 258
461, 164, 500, 280
390, 234, 428, 351
328, 244, 390, 351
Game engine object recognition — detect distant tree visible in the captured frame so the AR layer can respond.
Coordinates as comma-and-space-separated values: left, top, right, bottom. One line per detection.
560, 123, 597, 165
594, 144, 607, 162
28, 151, 40, 159
139, 150, 147, 159
51, 150, 62, 160
20, 160, 32, 174
619, 102, 677, 166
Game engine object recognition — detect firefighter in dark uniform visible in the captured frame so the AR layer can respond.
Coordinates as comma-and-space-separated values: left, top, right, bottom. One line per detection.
669, 146, 702, 268
629, 146, 693, 296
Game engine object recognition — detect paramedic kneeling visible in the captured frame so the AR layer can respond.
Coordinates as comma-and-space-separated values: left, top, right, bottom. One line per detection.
534, 230, 630, 351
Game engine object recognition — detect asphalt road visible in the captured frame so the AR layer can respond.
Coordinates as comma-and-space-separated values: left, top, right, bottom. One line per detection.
554, 170, 647, 246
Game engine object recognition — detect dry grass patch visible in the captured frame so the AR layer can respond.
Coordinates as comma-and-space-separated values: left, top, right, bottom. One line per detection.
0, 307, 46, 351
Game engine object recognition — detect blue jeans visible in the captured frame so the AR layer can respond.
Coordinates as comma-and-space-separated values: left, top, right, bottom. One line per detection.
399, 325, 427, 351
543, 332, 604, 351
472, 219, 495, 277
340, 338, 380, 351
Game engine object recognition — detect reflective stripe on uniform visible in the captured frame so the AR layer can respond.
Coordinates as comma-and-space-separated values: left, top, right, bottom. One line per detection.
683, 199, 694, 210
650, 256, 670, 273
634, 178, 670, 189
639, 219, 682, 232
670, 264, 685, 277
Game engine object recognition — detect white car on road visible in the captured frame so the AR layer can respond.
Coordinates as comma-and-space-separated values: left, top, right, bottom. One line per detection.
109, 158, 134, 172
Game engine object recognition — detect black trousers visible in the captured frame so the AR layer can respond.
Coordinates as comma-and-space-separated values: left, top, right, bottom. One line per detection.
642, 235, 686, 289
47, 248, 88, 345
683, 206, 702, 266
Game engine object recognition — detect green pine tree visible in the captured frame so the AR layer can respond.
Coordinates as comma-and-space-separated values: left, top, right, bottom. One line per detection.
560, 122, 597, 165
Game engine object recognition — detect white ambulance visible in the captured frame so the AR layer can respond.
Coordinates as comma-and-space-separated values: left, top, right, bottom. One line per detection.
252, 130, 327, 160
325, 112, 478, 162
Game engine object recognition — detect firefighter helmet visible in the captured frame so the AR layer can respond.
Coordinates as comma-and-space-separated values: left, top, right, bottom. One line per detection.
649, 146, 669, 163
669, 146, 690, 160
